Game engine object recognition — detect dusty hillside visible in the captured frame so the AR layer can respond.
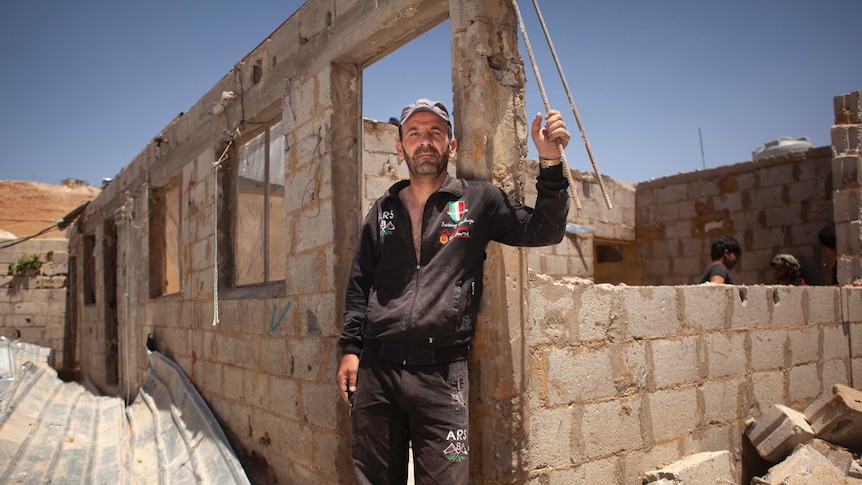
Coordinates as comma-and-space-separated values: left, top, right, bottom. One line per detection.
0, 179, 100, 240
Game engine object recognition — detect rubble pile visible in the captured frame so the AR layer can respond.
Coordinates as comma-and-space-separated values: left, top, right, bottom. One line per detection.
642, 384, 862, 484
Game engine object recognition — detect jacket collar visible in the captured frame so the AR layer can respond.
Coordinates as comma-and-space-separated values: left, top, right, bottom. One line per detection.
384, 175, 463, 201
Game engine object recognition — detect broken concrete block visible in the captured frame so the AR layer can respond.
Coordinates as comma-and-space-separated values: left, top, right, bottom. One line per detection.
746, 404, 815, 462
642, 450, 736, 484
806, 384, 862, 453
849, 459, 862, 479
752, 439, 852, 485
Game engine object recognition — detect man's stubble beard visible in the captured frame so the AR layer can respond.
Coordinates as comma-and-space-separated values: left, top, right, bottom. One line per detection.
404, 146, 449, 178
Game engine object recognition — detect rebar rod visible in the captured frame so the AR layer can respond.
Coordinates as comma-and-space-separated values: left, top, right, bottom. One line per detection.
511, 0, 582, 211
529, 0, 613, 209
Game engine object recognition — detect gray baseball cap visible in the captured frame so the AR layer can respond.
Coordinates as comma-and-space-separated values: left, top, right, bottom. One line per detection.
399, 98, 451, 135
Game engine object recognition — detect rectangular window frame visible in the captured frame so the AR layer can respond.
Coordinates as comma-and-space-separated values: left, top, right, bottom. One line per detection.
229, 120, 286, 290
149, 180, 182, 298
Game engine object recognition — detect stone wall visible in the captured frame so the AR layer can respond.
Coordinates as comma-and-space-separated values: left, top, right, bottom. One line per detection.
524, 276, 861, 483
0, 238, 70, 371
636, 146, 834, 286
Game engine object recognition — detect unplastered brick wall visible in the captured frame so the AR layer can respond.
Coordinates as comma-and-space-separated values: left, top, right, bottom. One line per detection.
362, 118, 637, 280
0, 238, 69, 370
524, 275, 862, 484
636, 146, 834, 286
832, 90, 862, 284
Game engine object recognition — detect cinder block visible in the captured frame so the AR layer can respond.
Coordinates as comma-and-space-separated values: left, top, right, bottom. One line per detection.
822, 323, 849, 361
705, 332, 746, 378
753, 438, 854, 485
625, 287, 679, 338
649, 387, 698, 442
642, 450, 735, 484
681, 286, 727, 331
750, 329, 787, 371
547, 346, 615, 404
833, 126, 851, 156
580, 399, 643, 459
745, 403, 814, 462
651, 337, 699, 388
529, 406, 575, 467
771, 287, 805, 326
788, 325, 819, 365
788, 364, 820, 402
732, 286, 769, 329
703, 377, 744, 425
806, 384, 862, 452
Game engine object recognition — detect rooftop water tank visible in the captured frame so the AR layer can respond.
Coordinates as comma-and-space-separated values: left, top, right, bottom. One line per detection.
752, 136, 813, 160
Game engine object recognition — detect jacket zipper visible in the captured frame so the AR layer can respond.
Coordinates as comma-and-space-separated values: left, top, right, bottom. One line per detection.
403, 194, 433, 365
404, 263, 420, 365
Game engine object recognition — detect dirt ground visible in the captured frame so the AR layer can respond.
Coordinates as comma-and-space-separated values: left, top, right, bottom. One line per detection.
0, 179, 101, 240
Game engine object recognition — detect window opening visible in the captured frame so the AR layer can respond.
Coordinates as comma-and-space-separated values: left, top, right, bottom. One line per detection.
83, 234, 96, 305
150, 182, 182, 296
234, 121, 285, 286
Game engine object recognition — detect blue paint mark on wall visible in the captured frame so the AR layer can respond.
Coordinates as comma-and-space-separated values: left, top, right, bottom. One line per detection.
270, 301, 292, 333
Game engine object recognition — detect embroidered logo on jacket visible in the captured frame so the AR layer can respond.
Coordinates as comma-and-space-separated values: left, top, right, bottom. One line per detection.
443, 429, 469, 462
379, 209, 395, 236
446, 200, 468, 222
440, 201, 473, 244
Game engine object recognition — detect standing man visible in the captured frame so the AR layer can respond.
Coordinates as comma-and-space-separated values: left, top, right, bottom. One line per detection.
699, 235, 742, 284
337, 98, 570, 484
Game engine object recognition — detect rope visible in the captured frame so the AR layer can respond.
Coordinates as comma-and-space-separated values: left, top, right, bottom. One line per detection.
529, 0, 612, 209
211, 140, 233, 326
123, 191, 133, 405
510, 0, 581, 211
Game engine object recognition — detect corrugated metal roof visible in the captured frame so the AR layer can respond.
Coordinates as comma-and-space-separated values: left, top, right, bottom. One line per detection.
0, 338, 250, 484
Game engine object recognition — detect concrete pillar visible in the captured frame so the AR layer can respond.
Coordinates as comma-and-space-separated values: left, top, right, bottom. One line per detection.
831, 91, 862, 284
450, 0, 528, 483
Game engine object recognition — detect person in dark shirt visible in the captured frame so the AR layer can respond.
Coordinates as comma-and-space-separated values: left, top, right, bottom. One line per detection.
700, 235, 741, 284
819, 223, 837, 285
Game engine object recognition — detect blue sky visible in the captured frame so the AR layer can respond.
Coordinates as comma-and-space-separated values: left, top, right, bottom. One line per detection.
1, 1, 860, 187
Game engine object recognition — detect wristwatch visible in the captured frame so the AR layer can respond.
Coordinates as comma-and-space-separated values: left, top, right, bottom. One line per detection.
539, 157, 562, 168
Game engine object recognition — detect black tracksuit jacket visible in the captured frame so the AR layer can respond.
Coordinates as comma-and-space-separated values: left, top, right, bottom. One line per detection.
339, 164, 569, 365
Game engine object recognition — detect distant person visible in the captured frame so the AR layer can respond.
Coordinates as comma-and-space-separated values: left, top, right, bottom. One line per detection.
819, 223, 837, 285
699, 235, 742, 284
770, 254, 806, 286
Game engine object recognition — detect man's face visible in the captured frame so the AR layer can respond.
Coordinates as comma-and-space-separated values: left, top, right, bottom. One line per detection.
724, 250, 739, 270
772, 264, 791, 282
396, 111, 456, 178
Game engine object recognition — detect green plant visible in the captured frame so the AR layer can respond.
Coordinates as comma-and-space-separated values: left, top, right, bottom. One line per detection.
8, 254, 42, 275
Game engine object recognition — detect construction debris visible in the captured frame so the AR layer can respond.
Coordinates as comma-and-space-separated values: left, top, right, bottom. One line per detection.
745, 404, 815, 462
642, 384, 862, 484
642, 450, 736, 484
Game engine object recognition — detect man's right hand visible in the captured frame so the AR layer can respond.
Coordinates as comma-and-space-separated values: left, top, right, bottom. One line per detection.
337, 353, 359, 404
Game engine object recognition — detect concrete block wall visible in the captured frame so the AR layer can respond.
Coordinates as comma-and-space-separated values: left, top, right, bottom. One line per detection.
525, 275, 861, 484
67, 1, 457, 483
636, 146, 834, 286
832, 90, 862, 284
0, 238, 69, 369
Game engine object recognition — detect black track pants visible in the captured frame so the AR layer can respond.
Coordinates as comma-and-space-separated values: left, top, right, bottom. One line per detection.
351, 349, 469, 485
